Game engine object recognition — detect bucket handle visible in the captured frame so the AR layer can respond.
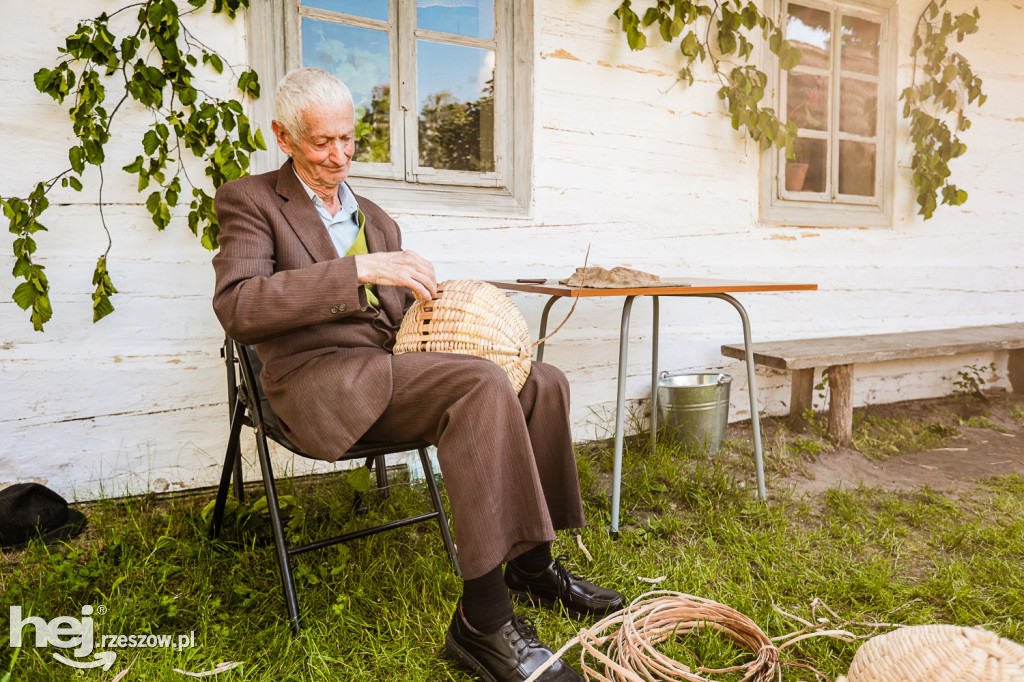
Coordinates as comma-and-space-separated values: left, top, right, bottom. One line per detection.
658, 371, 730, 384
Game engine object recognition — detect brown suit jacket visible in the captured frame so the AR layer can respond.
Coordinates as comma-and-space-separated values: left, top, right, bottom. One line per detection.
212, 160, 415, 461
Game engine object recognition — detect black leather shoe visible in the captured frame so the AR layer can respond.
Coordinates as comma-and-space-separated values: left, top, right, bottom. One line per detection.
505, 555, 625, 619
445, 603, 583, 682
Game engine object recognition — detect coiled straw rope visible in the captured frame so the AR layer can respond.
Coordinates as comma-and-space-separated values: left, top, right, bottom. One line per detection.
525, 591, 863, 682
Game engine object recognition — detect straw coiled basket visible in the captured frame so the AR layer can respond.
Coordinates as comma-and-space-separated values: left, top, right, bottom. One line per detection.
393, 279, 532, 393
837, 624, 1024, 682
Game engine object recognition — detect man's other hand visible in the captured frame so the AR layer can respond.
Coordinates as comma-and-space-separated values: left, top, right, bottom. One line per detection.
354, 251, 437, 301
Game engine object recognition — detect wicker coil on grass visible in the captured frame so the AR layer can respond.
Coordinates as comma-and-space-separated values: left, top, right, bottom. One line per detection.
394, 279, 532, 393
523, 591, 861, 682
837, 624, 1024, 682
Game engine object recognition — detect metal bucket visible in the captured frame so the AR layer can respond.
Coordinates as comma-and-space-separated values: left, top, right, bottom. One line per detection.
655, 372, 732, 454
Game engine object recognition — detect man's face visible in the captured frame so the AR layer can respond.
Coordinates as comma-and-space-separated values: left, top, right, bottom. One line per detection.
274, 102, 356, 190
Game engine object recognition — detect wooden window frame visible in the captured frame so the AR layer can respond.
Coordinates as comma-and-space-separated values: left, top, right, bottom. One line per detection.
759, 0, 897, 229
246, 0, 534, 217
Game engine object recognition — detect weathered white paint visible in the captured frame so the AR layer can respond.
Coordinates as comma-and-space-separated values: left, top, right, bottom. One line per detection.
1, 1, 1022, 501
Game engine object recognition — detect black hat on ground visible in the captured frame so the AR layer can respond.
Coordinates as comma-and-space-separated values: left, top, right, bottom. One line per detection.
0, 483, 88, 549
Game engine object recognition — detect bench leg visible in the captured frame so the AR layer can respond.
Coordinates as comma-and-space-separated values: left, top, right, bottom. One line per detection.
1010, 349, 1024, 394
789, 368, 815, 423
827, 364, 854, 447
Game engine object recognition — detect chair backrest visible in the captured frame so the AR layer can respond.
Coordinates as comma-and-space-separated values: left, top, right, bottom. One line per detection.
232, 340, 305, 455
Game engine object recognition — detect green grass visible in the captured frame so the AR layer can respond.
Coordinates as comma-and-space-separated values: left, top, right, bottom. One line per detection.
3, 443, 1024, 681
960, 412, 1010, 433
852, 414, 958, 459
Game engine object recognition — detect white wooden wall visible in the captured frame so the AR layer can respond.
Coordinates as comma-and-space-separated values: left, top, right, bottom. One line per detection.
2, 1, 1021, 501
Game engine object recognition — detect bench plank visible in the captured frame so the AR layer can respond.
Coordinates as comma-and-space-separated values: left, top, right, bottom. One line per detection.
721, 323, 1024, 370
721, 323, 1024, 448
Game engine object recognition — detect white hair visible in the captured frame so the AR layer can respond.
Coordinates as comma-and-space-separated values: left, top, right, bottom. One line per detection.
274, 67, 354, 140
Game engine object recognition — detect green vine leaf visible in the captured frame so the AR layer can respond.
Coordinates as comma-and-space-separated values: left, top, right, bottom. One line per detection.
613, 0, 985, 222
2, 0, 265, 331
901, 0, 984, 219
91, 256, 118, 323
612, 0, 800, 158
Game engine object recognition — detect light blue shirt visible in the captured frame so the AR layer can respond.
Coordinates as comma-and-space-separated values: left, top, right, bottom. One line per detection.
293, 170, 361, 257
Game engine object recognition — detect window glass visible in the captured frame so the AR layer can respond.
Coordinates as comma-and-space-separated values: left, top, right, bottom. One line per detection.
417, 41, 495, 171
839, 78, 876, 137
417, 0, 494, 40
839, 140, 875, 196
766, 1, 891, 226
302, 19, 391, 162
787, 73, 828, 131
786, 4, 831, 70
302, 0, 389, 22
841, 16, 880, 76
788, 138, 827, 193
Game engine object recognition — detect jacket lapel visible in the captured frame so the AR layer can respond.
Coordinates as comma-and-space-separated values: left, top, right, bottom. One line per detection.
276, 160, 339, 263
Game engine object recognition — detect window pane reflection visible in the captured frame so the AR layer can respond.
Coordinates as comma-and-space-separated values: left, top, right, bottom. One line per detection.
840, 78, 877, 137
302, 19, 391, 163
841, 16, 880, 76
839, 140, 876, 196
788, 137, 827, 193
418, 0, 494, 40
786, 4, 831, 70
302, 0, 388, 22
417, 41, 495, 171
787, 73, 828, 131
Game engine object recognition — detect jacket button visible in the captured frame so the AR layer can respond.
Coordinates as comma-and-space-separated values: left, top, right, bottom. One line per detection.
330, 306, 339, 314
337, 303, 347, 312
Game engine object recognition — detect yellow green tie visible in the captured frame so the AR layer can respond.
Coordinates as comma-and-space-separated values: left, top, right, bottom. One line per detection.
344, 210, 381, 309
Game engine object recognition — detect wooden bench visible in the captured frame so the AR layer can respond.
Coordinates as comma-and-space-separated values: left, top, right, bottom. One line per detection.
721, 323, 1024, 446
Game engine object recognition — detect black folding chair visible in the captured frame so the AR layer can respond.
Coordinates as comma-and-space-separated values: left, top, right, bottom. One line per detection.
210, 338, 460, 633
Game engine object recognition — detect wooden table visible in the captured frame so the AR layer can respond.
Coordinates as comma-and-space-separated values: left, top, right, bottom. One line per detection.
489, 278, 817, 535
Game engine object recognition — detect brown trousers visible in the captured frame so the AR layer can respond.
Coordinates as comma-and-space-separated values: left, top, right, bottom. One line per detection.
362, 352, 585, 580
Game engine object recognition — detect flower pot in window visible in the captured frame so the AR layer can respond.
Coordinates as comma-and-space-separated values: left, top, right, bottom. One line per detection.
785, 161, 809, 191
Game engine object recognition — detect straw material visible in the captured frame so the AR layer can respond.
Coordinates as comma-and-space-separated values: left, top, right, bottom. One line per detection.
838, 625, 1024, 682
394, 279, 532, 393
524, 591, 861, 682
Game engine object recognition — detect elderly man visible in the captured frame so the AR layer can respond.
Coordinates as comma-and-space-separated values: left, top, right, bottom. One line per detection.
212, 67, 623, 681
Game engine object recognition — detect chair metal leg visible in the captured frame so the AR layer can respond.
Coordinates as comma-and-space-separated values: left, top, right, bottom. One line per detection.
223, 337, 245, 504
374, 455, 389, 497
232, 448, 245, 503
419, 448, 461, 577
211, 398, 246, 539
255, 429, 302, 634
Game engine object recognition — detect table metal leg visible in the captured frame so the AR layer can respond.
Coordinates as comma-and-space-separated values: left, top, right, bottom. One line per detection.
534, 289, 767, 538
650, 296, 660, 455
703, 293, 767, 501
610, 296, 636, 537
535, 295, 560, 363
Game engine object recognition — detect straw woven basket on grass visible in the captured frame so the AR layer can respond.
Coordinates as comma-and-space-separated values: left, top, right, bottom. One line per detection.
837, 624, 1024, 682
394, 279, 533, 393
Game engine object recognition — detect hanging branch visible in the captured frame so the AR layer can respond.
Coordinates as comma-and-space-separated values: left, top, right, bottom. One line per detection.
614, 0, 987, 222
613, 0, 802, 157
900, 0, 984, 219
1, 0, 265, 331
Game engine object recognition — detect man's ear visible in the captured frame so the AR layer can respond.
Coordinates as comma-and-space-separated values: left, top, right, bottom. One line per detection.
271, 120, 294, 156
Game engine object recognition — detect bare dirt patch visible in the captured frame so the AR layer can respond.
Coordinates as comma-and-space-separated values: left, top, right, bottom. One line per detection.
772, 392, 1024, 497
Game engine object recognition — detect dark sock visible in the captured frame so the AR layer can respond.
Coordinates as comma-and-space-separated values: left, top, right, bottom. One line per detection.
509, 542, 553, 574
460, 565, 514, 634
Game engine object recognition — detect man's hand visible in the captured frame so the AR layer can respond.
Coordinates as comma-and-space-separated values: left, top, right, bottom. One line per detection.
354, 251, 437, 301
